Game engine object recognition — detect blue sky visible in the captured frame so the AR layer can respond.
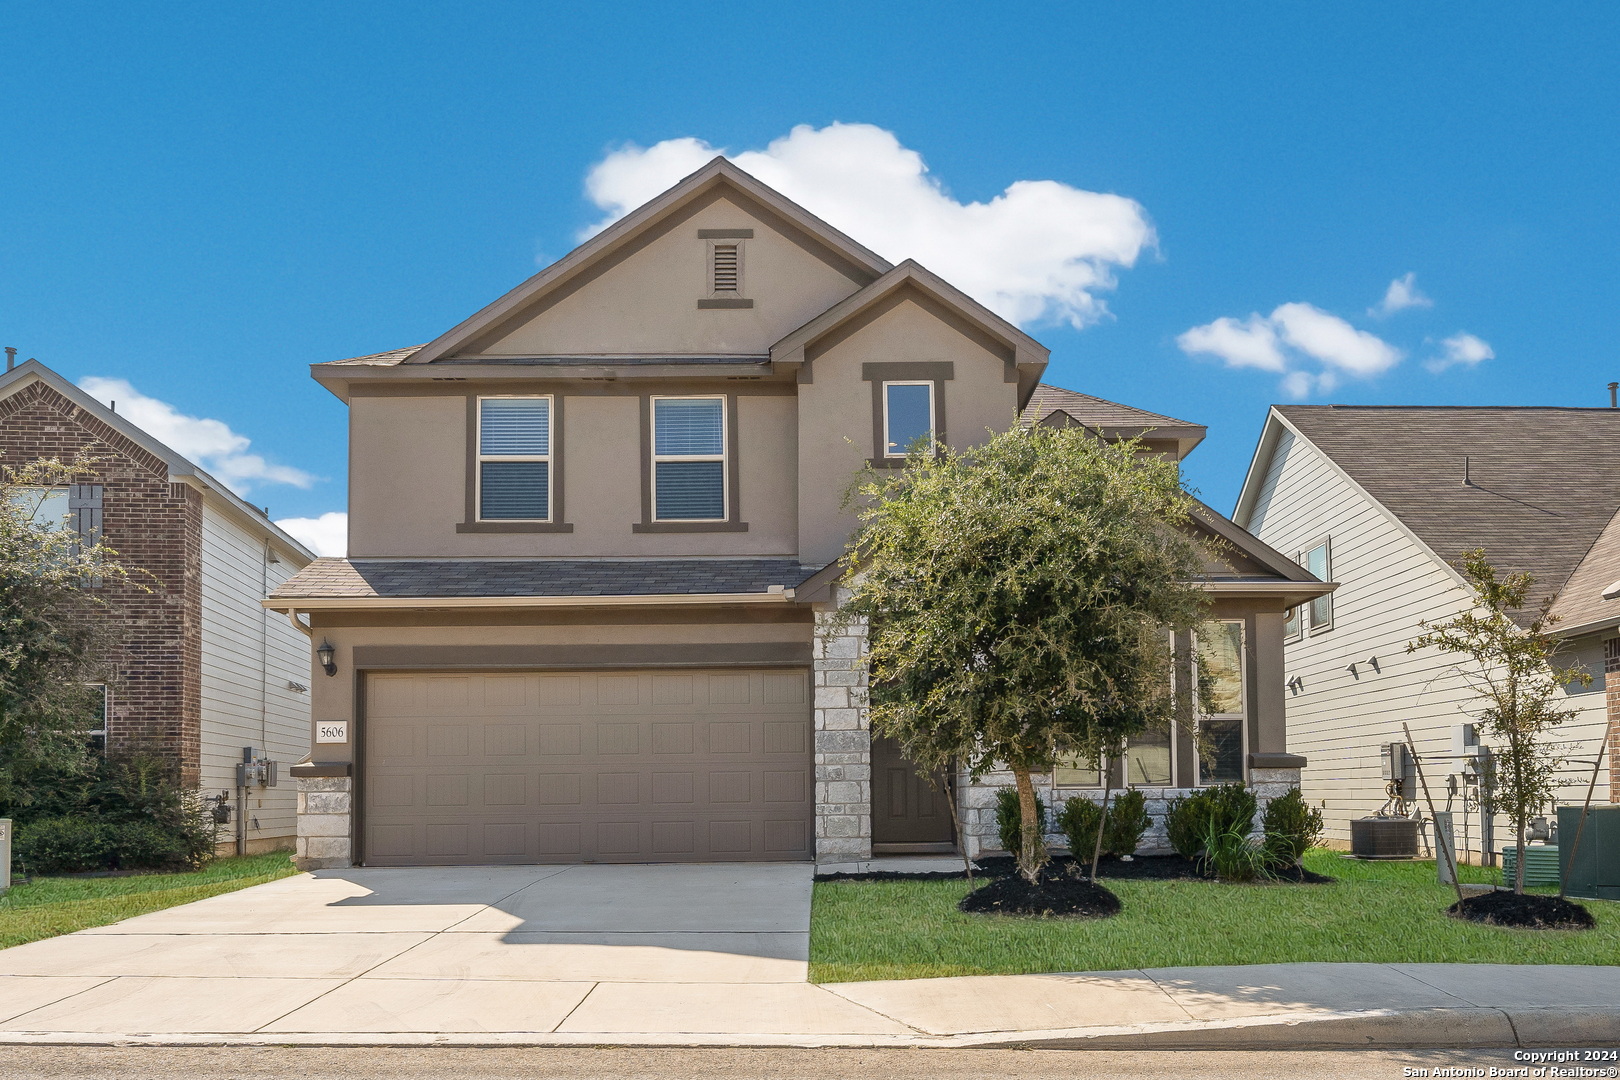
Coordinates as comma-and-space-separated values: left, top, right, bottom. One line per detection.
3, 3, 1616, 552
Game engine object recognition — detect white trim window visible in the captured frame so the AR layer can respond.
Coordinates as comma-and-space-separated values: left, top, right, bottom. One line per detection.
1302, 539, 1332, 632
9, 486, 70, 529
1284, 605, 1302, 643
1195, 620, 1247, 785
87, 683, 108, 752
477, 396, 553, 521
882, 381, 935, 457
652, 396, 726, 521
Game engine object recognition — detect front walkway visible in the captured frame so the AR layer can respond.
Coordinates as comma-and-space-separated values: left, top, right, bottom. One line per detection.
0, 865, 1615, 1048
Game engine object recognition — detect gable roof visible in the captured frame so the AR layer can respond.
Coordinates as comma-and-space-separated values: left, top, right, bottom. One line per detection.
404, 157, 893, 365
770, 259, 1049, 404
0, 360, 315, 563
1238, 404, 1620, 623
1022, 384, 1206, 458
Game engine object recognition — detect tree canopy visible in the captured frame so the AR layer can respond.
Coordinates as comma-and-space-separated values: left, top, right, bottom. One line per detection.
837, 425, 1211, 879
0, 456, 137, 811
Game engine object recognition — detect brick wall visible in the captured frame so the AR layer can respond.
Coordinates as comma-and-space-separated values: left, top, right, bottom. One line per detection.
0, 381, 203, 783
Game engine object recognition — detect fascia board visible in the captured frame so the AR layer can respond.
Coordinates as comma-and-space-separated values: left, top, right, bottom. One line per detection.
1232, 408, 1285, 528
262, 591, 795, 611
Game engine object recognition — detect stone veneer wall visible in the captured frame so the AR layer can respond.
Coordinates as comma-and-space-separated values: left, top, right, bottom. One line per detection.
958, 765, 1304, 859
294, 775, 353, 870
812, 588, 872, 862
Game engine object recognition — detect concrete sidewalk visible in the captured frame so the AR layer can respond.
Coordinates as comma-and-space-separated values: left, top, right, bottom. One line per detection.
0, 867, 1615, 1048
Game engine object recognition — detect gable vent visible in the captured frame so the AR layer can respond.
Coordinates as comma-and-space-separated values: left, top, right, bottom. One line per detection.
712, 244, 740, 293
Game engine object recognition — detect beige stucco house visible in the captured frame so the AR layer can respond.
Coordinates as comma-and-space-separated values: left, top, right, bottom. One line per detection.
269, 159, 1328, 869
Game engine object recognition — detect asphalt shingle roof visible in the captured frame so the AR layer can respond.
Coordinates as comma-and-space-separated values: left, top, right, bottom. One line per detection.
1278, 405, 1620, 625
271, 558, 825, 600
1021, 384, 1202, 431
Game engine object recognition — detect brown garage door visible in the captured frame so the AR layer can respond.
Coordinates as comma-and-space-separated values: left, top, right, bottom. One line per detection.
360, 668, 813, 865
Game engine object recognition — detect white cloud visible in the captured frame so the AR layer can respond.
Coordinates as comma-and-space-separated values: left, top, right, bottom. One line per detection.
1425, 332, 1494, 373
1369, 272, 1432, 317
1271, 302, 1403, 376
1178, 302, 1401, 397
1175, 314, 1286, 372
580, 122, 1155, 329
275, 511, 347, 557
78, 377, 317, 494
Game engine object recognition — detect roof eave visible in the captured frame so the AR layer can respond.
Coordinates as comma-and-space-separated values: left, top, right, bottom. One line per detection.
263, 591, 797, 611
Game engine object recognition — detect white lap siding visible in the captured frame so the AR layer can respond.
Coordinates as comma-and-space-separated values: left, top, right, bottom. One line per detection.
199, 502, 311, 849
1243, 427, 1611, 859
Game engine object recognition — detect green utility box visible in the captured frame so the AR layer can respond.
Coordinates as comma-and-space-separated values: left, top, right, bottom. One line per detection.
1557, 805, 1620, 901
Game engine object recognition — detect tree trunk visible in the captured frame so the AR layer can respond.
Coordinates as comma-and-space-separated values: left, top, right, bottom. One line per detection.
1514, 818, 1527, 895
1090, 762, 1113, 882
1011, 764, 1045, 884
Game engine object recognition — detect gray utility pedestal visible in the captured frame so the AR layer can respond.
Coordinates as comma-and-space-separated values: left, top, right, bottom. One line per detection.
1558, 805, 1620, 900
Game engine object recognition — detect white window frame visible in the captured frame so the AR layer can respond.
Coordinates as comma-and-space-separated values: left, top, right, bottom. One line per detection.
651, 394, 728, 522
1302, 537, 1333, 633
1194, 620, 1248, 787
10, 485, 70, 529
475, 395, 554, 523
87, 683, 108, 748
881, 380, 936, 458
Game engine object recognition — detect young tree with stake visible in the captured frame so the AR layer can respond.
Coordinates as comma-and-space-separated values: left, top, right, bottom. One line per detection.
1408, 550, 1589, 895
837, 425, 1209, 885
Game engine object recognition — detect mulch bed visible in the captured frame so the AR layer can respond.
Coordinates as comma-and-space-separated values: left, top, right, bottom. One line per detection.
957, 866, 1122, 918
1446, 890, 1597, 931
816, 853, 1335, 885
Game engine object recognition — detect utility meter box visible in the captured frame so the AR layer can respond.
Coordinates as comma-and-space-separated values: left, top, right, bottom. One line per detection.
1557, 805, 1620, 901
1381, 742, 1411, 782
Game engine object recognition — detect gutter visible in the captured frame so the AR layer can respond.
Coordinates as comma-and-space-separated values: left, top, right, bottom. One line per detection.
261, 588, 796, 612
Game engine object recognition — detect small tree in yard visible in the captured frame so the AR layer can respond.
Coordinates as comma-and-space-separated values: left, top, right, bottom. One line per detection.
0, 456, 137, 813
838, 425, 1209, 885
1408, 549, 1589, 895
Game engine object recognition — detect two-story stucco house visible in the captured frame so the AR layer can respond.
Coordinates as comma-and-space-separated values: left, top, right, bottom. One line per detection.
1235, 405, 1618, 861
0, 357, 315, 855
268, 159, 1330, 869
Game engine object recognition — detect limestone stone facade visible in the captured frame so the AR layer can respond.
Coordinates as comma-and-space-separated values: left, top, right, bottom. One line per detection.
294, 775, 353, 870
812, 589, 872, 862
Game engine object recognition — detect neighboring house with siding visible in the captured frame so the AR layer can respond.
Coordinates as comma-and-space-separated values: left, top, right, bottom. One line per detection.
267, 158, 1330, 870
0, 358, 315, 854
1235, 405, 1619, 861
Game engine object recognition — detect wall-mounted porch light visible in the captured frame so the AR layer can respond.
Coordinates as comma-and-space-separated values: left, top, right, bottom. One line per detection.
316, 639, 337, 677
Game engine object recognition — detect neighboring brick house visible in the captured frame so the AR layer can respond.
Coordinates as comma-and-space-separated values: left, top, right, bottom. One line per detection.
0, 359, 315, 853
268, 158, 1330, 870
1235, 405, 1618, 860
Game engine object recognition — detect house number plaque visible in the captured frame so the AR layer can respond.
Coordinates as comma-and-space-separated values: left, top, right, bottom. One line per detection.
315, 721, 350, 744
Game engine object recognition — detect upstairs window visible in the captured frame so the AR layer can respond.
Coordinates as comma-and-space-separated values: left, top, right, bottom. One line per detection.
882, 381, 935, 458
652, 396, 726, 521
10, 486, 70, 529
477, 397, 552, 521
1302, 539, 1332, 631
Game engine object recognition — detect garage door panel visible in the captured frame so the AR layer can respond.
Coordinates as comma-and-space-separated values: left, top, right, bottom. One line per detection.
362, 668, 812, 865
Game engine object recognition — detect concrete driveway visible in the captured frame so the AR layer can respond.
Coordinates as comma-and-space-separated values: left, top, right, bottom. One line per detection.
0, 862, 911, 1038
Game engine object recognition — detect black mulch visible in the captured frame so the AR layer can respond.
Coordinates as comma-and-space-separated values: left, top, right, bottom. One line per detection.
1447, 890, 1597, 931
957, 867, 1122, 918
816, 853, 1334, 885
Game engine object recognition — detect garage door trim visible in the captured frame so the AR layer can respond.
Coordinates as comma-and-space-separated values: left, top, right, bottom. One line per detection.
352, 642, 812, 670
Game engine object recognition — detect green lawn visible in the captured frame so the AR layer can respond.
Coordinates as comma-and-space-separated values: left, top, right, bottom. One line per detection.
0, 852, 300, 950
809, 850, 1620, 982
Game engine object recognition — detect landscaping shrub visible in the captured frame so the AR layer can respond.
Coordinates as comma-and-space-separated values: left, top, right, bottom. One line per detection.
7, 751, 217, 875
1057, 791, 1154, 860
995, 786, 1047, 856
1056, 795, 1102, 857
1201, 819, 1277, 883
1106, 790, 1152, 856
13, 817, 114, 874
1166, 784, 1258, 858
1261, 788, 1324, 864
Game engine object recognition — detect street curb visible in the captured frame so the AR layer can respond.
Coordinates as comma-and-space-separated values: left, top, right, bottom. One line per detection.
1, 1006, 1616, 1050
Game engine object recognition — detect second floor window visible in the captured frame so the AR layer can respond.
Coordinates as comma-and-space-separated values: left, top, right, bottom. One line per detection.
652, 396, 726, 521
1303, 539, 1332, 631
883, 381, 934, 457
10, 486, 70, 529
478, 397, 552, 521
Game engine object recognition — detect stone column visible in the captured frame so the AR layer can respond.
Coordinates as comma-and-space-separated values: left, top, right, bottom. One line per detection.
293, 773, 353, 871
812, 589, 872, 862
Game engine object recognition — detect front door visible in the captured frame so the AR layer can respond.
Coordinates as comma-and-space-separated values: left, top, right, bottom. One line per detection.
870, 735, 956, 852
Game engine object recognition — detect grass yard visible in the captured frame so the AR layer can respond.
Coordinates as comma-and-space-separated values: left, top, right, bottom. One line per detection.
0, 852, 300, 950
809, 849, 1620, 982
